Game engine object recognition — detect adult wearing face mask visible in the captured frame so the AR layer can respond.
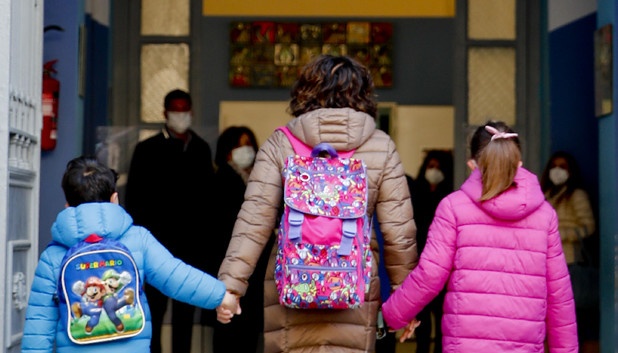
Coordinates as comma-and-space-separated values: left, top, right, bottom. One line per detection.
540, 150, 597, 352
125, 89, 216, 353
410, 149, 453, 353
202, 126, 273, 353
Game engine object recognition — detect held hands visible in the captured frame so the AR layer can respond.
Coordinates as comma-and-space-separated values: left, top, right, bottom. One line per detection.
216, 290, 241, 324
398, 318, 421, 343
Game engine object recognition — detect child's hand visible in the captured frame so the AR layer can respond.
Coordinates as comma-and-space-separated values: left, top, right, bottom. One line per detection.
222, 290, 241, 313
216, 306, 234, 324
398, 319, 421, 343
216, 291, 241, 324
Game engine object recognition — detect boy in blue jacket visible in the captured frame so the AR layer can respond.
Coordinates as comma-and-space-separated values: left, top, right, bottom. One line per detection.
21, 155, 239, 353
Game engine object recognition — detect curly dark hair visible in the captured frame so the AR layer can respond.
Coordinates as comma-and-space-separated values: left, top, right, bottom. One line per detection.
287, 55, 377, 118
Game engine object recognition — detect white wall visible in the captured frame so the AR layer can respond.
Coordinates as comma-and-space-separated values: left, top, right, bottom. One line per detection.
219, 101, 291, 146
393, 105, 454, 177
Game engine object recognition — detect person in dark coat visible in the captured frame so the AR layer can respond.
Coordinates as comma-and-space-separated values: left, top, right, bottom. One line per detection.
202, 125, 273, 353
124, 89, 216, 353
411, 150, 453, 353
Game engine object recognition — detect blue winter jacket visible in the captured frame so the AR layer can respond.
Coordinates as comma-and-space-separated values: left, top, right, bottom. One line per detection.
21, 202, 226, 353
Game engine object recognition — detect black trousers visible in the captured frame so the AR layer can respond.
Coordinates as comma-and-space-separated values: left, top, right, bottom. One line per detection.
375, 331, 397, 353
147, 284, 198, 353
414, 289, 446, 353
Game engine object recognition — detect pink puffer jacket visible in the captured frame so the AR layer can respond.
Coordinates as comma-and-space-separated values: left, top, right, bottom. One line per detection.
382, 167, 578, 353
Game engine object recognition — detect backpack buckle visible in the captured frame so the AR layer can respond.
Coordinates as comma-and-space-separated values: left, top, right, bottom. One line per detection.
287, 210, 304, 241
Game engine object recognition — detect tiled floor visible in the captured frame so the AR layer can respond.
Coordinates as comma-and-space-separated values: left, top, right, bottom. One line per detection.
160, 324, 422, 353
159, 299, 432, 353
395, 340, 420, 353
160, 325, 211, 353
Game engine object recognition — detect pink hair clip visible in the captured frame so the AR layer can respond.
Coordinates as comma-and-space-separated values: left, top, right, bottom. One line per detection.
485, 125, 518, 141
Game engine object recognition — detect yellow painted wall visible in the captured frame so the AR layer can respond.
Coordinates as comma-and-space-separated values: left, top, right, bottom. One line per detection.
203, 0, 455, 18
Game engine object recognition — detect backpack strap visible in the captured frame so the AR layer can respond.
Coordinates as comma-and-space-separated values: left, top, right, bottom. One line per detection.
277, 126, 311, 156
338, 221, 357, 256
277, 126, 358, 254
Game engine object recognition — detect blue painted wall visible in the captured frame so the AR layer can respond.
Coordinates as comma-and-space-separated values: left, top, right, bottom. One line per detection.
595, 1, 617, 351
83, 15, 110, 156
548, 13, 599, 211
39, 0, 84, 252
39, 2, 110, 251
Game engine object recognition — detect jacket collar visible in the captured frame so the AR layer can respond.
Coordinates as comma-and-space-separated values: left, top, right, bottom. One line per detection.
460, 167, 546, 221
286, 108, 376, 151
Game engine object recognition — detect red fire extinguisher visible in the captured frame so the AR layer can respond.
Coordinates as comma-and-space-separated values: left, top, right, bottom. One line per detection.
42, 59, 60, 151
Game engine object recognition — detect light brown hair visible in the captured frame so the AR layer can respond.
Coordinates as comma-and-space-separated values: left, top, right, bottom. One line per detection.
470, 121, 521, 201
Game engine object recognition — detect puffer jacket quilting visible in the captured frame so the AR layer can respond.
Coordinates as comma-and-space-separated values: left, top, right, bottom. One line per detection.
21, 203, 226, 353
382, 168, 578, 353
218, 108, 418, 353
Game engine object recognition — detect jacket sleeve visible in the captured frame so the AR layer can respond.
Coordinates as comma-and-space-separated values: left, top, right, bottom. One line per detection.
559, 188, 596, 243
381, 196, 456, 330
546, 210, 579, 352
375, 138, 418, 289
141, 228, 226, 309
218, 132, 284, 296
21, 247, 63, 353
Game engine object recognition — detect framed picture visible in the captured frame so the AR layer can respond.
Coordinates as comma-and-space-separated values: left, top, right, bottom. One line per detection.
322, 22, 347, 44
229, 21, 393, 88
347, 22, 371, 44
230, 22, 252, 43
594, 24, 613, 117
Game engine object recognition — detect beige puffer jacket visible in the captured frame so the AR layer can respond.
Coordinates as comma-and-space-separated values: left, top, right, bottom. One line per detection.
545, 187, 596, 264
218, 108, 418, 353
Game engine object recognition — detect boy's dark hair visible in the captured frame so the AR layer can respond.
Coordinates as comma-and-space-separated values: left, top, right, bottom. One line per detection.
288, 54, 378, 118
62, 155, 118, 207
164, 89, 192, 110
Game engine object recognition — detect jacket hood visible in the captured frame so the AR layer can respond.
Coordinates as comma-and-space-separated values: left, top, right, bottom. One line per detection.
51, 203, 133, 247
460, 167, 545, 221
286, 108, 376, 151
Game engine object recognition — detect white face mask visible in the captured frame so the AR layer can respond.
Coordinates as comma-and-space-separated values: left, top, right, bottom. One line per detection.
231, 145, 256, 169
549, 167, 569, 186
424, 168, 445, 186
166, 111, 192, 134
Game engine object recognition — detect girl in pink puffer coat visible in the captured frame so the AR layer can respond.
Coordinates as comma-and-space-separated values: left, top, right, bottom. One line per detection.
382, 121, 578, 353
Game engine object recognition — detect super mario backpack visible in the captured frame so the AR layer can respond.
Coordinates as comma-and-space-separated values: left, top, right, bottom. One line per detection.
274, 126, 372, 309
54, 234, 145, 344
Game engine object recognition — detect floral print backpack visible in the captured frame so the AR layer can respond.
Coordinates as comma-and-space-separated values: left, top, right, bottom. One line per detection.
274, 127, 372, 309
